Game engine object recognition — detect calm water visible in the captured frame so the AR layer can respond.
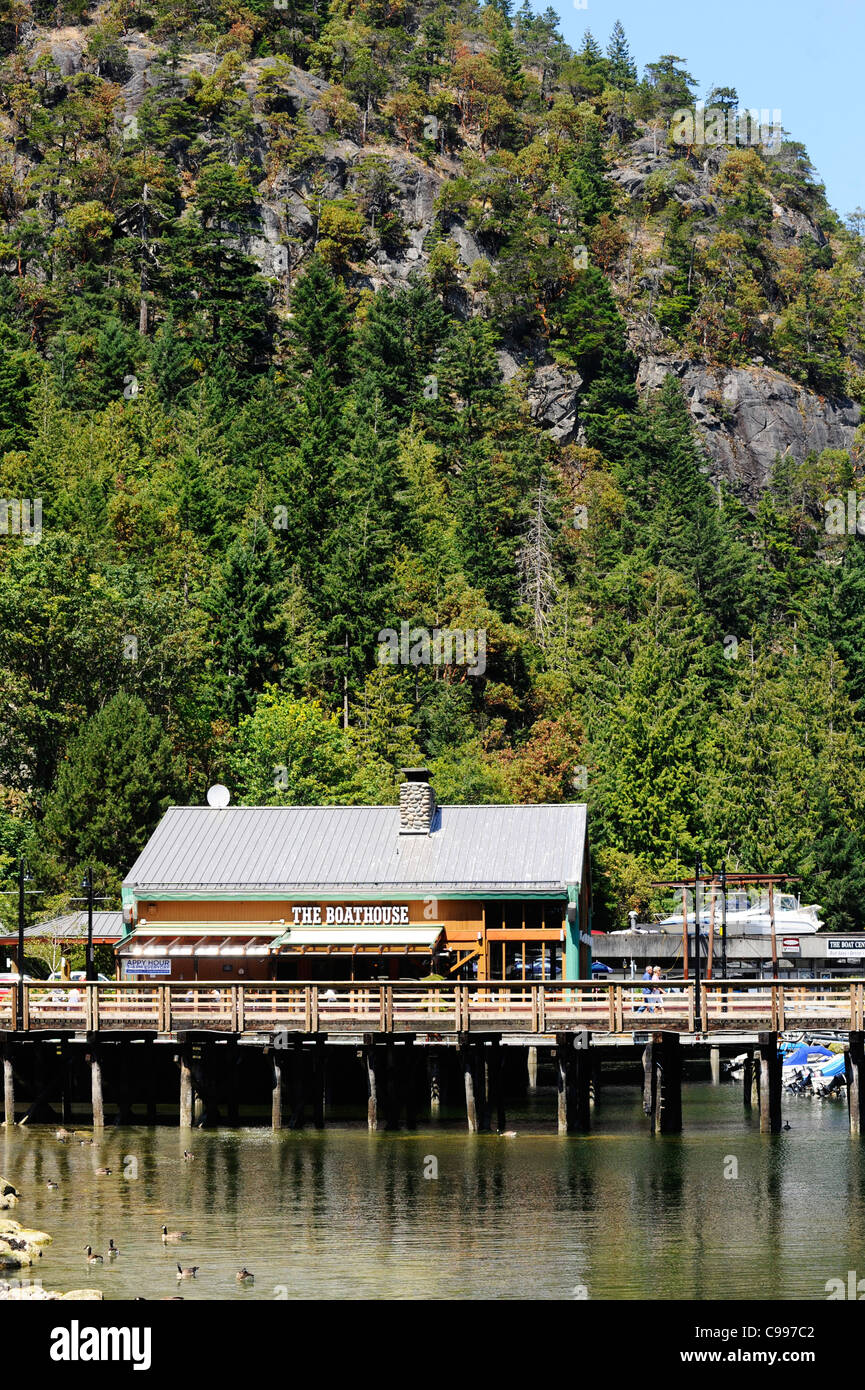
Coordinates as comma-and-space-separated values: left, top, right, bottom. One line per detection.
3, 1080, 862, 1300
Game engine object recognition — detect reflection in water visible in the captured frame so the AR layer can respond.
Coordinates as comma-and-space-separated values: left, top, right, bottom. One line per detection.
1, 1082, 862, 1300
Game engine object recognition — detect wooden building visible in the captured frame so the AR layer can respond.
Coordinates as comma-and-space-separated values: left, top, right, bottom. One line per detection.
119, 770, 591, 981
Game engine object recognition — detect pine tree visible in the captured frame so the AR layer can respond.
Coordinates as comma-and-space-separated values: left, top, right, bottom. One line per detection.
41, 692, 180, 878
606, 21, 637, 89
209, 524, 286, 723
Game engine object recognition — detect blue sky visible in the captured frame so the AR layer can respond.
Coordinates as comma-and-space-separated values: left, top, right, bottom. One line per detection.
553, 0, 864, 223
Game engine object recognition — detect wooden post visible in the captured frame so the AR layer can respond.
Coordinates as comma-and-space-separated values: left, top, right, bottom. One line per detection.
364, 1036, 380, 1131
460, 1037, 478, 1134
404, 1038, 417, 1131
487, 1037, 505, 1133
750, 1050, 761, 1110
271, 1050, 284, 1131
427, 1049, 441, 1118
3, 1043, 13, 1127
312, 1039, 325, 1129
847, 1032, 865, 1136
556, 1033, 578, 1135
706, 887, 716, 980
590, 1053, 601, 1109
91, 1046, 104, 1130
642, 1038, 658, 1133
768, 882, 778, 978
658, 1033, 682, 1134
60, 1038, 73, 1125
384, 1040, 401, 1131
179, 1046, 193, 1128
758, 1031, 781, 1134
114, 1043, 133, 1126
144, 1039, 157, 1125
225, 1038, 239, 1127
573, 1033, 592, 1132
527, 1045, 538, 1089
710, 1045, 721, 1085
289, 1039, 305, 1130
743, 1055, 753, 1110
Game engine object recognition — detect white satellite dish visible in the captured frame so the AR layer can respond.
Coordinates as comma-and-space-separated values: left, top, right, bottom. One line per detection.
206, 783, 231, 809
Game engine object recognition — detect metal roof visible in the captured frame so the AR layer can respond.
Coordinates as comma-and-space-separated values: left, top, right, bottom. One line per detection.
123, 804, 587, 896
0, 911, 124, 943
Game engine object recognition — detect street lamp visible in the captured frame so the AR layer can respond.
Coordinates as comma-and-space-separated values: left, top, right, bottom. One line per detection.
694, 856, 702, 1032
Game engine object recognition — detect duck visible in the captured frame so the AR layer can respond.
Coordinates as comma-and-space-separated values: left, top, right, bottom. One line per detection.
107, 1240, 119, 1258
55, 1128, 71, 1142
176, 1264, 199, 1279
95, 1167, 112, 1176
161, 1225, 188, 1243
83, 1246, 103, 1264
236, 1268, 254, 1284
498, 1130, 518, 1138
45, 1180, 59, 1191
183, 1150, 195, 1161
783, 1120, 791, 1131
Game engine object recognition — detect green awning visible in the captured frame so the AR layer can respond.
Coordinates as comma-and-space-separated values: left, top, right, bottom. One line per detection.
272, 926, 444, 953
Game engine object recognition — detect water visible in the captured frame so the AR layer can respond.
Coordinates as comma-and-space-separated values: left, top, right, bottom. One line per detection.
2, 1081, 862, 1300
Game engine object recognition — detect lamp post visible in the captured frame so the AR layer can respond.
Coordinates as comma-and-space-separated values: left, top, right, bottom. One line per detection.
16, 858, 27, 1031
83, 867, 95, 983
720, 862, 728, 981
694, 856, 702, 1032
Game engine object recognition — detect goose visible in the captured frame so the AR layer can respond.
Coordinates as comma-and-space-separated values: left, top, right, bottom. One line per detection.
176, 1264, 199, 1279
183, 1150, 195, 1161
107, 1240, 119, 1258
161, 1225, 188, 1243
45, 1180, 59, 1191
83, 1246, 103, 1264
783, 1120, 791, 1131
236, 1268, 254, 1283
95, 1167, 112, 1176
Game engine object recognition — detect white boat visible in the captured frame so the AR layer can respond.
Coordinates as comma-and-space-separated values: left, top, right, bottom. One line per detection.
658, 891, 823, 936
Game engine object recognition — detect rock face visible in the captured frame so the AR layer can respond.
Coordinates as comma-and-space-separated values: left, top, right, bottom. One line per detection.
638, 357, 862, 496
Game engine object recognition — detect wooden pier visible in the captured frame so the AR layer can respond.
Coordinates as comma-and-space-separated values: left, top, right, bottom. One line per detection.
1, 979, 863, 1136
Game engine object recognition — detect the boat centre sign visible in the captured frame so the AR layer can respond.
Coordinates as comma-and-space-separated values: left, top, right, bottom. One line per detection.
827, 939, 865, 956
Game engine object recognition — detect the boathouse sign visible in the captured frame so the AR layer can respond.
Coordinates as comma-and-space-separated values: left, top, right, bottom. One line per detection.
290, 904, 411, 925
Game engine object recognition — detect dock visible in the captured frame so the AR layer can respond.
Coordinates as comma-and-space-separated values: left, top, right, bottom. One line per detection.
3, 979, 864, 1136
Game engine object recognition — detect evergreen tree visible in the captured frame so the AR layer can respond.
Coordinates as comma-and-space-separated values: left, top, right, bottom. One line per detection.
41, 692, 180, 879
606, 21, 637, 89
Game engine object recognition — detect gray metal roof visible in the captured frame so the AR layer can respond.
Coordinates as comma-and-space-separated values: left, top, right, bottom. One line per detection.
123, 804, 587, 896
0, 912, 124, 942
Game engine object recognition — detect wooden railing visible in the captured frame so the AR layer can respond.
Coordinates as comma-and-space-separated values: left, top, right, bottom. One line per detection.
1, 978, 863, 1036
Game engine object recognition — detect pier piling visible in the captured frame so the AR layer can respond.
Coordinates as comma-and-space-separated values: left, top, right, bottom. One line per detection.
3, 1043, 13, 1126
846, 1032, 865, 1135
460, 1037, 479, 1134
758, 1032, 782, 1134
363, 1036, 380, 1131
271, 1050, 284, 1130
642, 1033, 682, 1134
179, 1046, 193, 1128
90, 1045, 104, 1130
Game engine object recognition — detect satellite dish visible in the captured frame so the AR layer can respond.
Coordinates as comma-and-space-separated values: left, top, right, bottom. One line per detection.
206, 783, 231, 809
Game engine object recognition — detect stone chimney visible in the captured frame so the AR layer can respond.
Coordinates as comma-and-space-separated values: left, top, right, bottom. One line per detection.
399, 768, 437, 834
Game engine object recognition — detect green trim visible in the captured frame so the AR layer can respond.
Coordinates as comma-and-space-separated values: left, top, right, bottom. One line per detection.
132, 889, 572, 903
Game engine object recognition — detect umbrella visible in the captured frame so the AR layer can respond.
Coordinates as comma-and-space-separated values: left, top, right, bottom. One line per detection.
591, 961, 613, 974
